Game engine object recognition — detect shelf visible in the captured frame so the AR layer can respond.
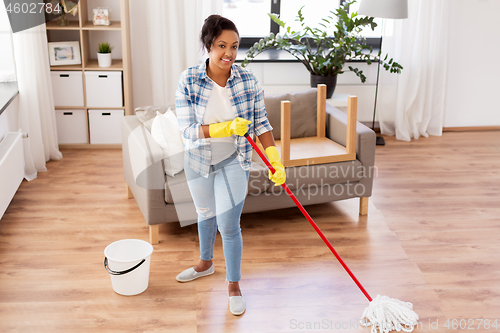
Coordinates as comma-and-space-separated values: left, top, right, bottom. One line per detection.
50, 64, 83, 71
81, 21, 122, 30
46, 20, 80, 30
55, 106, 124, 110
84, 59, 123, 70
59, 143, 121, 149
55, 106, 86, 110
86, 106, 124, 110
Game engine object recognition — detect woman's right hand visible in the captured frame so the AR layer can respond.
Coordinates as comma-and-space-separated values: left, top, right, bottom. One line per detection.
209, 117, 251, 138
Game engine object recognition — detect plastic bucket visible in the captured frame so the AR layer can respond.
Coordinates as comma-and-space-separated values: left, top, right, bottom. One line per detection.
104, 239, 153, 296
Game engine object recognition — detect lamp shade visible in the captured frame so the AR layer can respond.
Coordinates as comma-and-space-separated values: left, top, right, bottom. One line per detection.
358, 0, 408, 19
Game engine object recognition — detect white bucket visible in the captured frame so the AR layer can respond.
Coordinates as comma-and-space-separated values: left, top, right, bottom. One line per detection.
104, 239, 153, 296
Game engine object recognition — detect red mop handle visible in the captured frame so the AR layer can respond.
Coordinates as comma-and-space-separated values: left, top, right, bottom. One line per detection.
244, 133, 372, 302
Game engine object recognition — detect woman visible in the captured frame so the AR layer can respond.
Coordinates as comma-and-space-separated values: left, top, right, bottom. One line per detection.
175, 14, 286, 316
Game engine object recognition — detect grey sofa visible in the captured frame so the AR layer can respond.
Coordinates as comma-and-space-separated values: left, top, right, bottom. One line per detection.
122, 88, 376, 244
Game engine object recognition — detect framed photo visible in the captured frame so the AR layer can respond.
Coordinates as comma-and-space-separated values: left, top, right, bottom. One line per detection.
93, 8, 110, 26
48, 41, 81, 66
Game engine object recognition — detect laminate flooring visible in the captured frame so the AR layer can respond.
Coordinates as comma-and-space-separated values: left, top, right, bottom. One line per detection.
1, 131, 499, 332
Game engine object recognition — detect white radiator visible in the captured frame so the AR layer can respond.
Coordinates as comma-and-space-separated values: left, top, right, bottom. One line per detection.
0, 132, 24, 219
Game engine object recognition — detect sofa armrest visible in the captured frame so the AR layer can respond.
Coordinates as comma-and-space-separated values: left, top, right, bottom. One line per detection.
123, 116, 165, 189
325, 104, 376, 195
122, 116, 169, 224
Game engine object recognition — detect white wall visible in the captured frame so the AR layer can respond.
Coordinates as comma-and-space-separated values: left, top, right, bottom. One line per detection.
128, 0, 500, 128
443, 0, 500, 128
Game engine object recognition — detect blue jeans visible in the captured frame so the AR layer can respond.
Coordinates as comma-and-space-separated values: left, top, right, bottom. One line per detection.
184, 153, 249, 282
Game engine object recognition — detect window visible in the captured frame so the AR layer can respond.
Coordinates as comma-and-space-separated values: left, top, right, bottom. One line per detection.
278, 0, 342, 34
222, 0, 381, 49
222, 0, 272, 38
223, 0, 342, 46
347, 1, 383, 38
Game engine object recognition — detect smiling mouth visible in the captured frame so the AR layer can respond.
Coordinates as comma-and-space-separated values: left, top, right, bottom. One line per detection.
221, 58, 232, 63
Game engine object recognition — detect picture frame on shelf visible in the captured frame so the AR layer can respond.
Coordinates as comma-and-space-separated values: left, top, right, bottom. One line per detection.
48, 41, 82, 66
93, 8, 110, 26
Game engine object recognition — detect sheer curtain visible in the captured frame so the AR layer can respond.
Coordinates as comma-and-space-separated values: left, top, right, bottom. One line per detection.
145, 0, 222, 107
377, 0, 450, 141
12, 24, 63, 180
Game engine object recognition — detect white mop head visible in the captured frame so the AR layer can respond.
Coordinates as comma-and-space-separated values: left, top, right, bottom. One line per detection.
360, 295, 419, 333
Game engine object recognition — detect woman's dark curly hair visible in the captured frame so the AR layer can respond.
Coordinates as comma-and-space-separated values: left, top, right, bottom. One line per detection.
200, 15, 239, 52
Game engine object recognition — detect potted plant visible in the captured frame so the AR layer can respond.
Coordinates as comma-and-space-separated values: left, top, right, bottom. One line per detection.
242, 0, 403, 98
97, 42, 113, 68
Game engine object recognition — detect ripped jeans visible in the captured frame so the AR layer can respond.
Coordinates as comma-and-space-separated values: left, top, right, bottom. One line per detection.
184, 152, 249, 282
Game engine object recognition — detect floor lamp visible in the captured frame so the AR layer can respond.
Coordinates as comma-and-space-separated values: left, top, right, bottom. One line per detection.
358, 0, 408, 146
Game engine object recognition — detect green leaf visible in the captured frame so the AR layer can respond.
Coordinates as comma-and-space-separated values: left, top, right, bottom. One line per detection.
268, 13, 286, 28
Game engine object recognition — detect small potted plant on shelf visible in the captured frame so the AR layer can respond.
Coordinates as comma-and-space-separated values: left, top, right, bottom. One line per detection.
242, 0, 403, 98
97, 42, 113, 68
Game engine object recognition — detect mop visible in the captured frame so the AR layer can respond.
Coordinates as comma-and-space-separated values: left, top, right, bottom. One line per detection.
244, 133, 419, 333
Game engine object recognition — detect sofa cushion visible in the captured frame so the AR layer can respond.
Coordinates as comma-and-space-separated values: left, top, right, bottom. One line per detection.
264, 88, 318, 140
135, 105, 174, 132
150, 110, 185, 177
165, 170, 192, 204
267, 159, 364, 194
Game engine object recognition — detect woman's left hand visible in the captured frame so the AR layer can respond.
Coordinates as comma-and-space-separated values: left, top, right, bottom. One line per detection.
265, 146, 286, 186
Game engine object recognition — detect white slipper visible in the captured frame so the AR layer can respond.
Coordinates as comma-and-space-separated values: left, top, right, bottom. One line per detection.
229, 295, 246, 315
175, 264, 214, 282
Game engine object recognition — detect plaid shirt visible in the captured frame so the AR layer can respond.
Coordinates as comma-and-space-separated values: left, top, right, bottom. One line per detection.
175, 60, 273, 177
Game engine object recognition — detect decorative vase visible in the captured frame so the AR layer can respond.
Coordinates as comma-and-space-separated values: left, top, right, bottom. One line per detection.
97, 53, 112, 68
56, 14, 69, 26
310, 74, 338, 99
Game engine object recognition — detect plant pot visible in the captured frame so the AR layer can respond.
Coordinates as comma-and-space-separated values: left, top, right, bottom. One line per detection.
310, 74, 338, 99
97, 53, 112, 68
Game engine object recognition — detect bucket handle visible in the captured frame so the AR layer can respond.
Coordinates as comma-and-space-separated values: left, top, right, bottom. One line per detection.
104, 257, 146, 276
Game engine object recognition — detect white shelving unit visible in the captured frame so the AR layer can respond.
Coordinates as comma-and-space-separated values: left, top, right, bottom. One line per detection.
47, 0, 132, 147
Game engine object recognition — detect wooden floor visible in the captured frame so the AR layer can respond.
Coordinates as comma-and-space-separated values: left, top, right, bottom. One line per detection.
1, 131, 499, 332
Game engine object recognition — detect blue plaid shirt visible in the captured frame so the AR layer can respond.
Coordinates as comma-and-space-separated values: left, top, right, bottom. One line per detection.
175, 60, 273, 177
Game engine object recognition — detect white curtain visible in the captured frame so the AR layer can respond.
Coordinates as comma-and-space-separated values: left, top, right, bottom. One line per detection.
145, 0, 223, 107
12, 24, 62, 181
377, 0, 450, 141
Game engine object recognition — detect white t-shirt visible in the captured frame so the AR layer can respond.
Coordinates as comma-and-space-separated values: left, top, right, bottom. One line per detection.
204, 80, 237, 165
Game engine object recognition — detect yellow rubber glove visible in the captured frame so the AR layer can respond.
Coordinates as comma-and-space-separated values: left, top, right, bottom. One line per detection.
209, 117, 251, 138
265, 146, 286, 186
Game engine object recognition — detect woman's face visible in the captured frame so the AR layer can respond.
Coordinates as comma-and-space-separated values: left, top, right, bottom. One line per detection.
208, 29, 239, 73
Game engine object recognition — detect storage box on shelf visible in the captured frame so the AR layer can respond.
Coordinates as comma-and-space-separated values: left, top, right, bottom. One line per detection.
55, 110, 87, 144
85, 71, 123, 108
88, 110, 124, 144
47, 0, 132, 147
51, 71, 85, 107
